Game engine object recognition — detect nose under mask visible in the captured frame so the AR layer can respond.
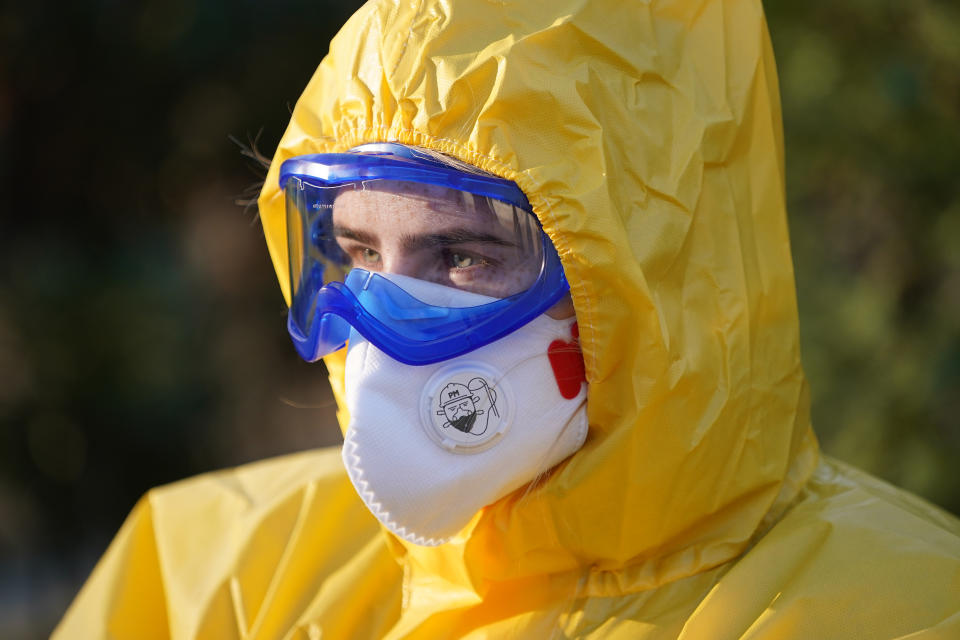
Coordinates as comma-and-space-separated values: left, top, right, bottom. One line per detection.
340, 276, 588, 546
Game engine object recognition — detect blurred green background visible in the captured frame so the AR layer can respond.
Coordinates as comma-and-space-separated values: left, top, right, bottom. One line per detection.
0, 1, 957, 637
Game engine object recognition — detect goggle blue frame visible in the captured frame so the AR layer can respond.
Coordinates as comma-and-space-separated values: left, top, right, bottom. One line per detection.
279, 143, 570, 366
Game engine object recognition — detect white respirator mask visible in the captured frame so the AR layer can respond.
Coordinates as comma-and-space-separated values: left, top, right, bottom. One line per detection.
341, 275, 588, 546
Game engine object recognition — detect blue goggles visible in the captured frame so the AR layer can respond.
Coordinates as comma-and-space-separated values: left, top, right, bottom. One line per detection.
279, 143, 569, 366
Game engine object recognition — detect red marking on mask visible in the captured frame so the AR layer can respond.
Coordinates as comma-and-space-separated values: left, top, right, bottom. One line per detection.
548, 322, 586, 400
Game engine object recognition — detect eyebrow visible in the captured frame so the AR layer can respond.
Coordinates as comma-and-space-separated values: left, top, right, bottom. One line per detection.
333, 225, 515, 250
333, 225, 377, 246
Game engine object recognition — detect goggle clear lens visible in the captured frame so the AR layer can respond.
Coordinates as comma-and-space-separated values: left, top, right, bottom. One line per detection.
287, 177, 546, 340
280, 145, 569, 365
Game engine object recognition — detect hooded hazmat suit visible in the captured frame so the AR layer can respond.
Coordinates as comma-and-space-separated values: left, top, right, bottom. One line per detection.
57, 0, 960, 638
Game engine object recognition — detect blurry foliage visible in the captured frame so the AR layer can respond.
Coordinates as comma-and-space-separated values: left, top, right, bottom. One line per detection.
765, 0, 960, 511
0, 0, 957, 637
0, 1, 362, 636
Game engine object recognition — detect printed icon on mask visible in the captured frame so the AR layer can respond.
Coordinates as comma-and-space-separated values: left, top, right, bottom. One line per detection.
436, 379, 499, 435
421, 363, 512, 454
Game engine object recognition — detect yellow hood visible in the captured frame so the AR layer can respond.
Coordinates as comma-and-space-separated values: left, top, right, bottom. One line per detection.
257, 0, 818, 593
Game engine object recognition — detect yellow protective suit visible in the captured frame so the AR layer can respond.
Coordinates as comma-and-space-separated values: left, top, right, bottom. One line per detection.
57, 0, 960, 638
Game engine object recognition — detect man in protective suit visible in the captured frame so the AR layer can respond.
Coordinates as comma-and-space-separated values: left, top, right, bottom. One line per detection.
57, 0, 960, 638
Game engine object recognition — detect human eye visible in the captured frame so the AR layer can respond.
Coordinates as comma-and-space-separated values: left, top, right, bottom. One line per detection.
338, 243, 382, 269
450, 251, 477, 269
444, 249, 493, 271
360, 247, 382, 266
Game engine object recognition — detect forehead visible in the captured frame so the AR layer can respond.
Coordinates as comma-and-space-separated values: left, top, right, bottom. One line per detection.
333, 180, 501, 224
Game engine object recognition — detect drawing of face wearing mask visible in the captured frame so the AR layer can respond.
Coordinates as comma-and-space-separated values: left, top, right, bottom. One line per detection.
437, 378, 499, 436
